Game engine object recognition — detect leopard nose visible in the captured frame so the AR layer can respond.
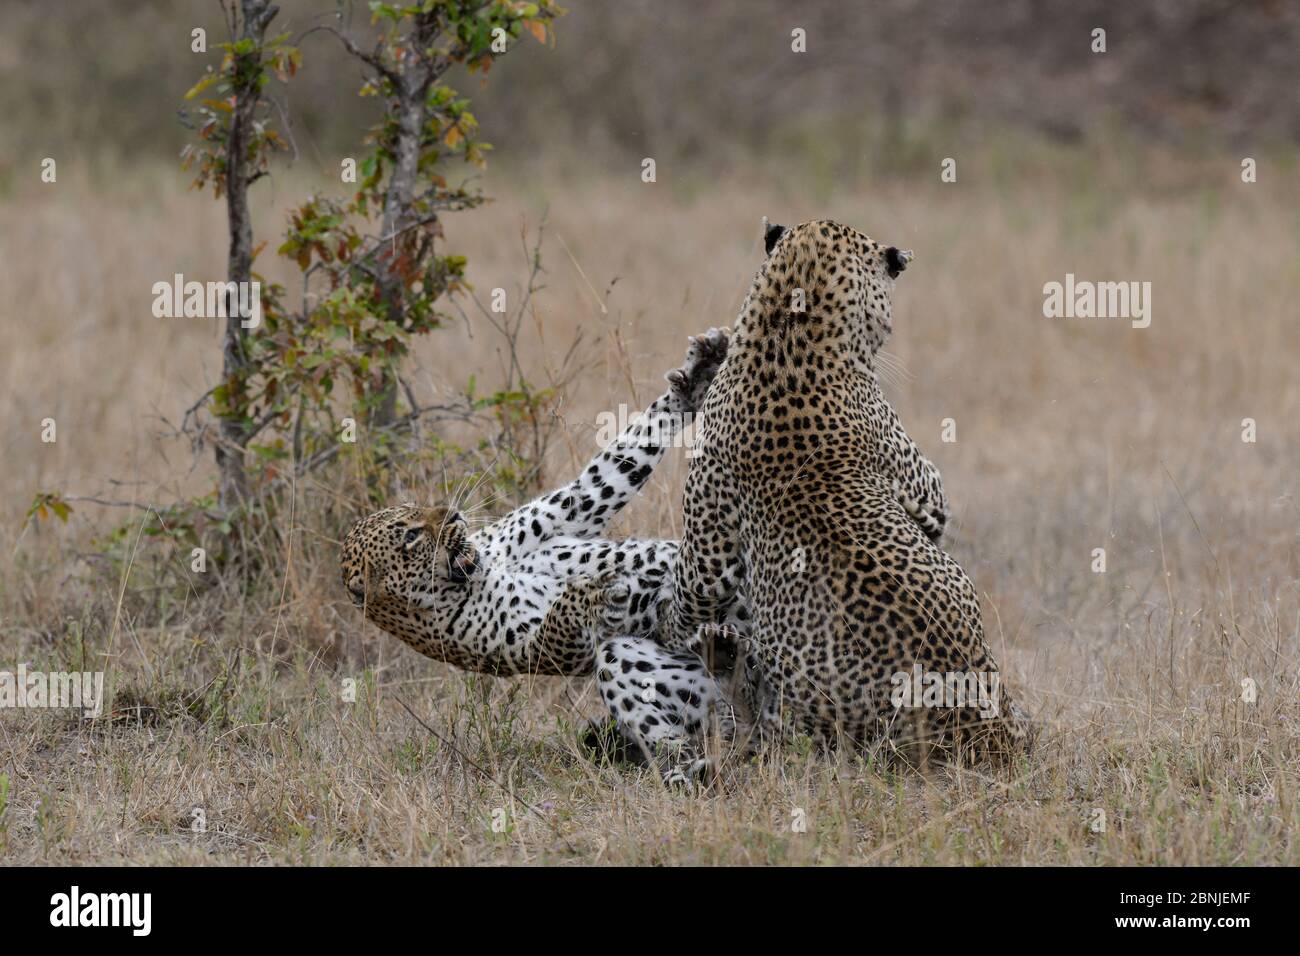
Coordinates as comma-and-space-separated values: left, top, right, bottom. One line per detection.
346, 576, 366, 605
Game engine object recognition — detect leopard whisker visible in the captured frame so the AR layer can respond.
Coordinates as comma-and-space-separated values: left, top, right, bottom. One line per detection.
874, 348, 914, 392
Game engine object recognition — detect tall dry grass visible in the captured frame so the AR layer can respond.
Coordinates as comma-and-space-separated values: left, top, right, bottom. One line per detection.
1, 140, 1298, 864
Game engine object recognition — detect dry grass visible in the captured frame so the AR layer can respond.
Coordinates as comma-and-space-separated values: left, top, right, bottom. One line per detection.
2, 143, 1299, 864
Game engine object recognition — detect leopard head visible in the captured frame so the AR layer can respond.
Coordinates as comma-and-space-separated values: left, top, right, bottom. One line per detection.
760, 219, 911, 357
340, 504, 479, 614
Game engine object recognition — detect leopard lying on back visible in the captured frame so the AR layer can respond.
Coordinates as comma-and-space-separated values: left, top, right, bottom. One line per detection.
342, 331, 735, 785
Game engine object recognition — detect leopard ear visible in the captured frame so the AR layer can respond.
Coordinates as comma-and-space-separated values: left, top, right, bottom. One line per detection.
763, 217, 788, 255
885, 246, 913, 279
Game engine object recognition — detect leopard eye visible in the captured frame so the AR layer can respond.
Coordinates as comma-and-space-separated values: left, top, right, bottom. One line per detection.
403, 527, 423, 545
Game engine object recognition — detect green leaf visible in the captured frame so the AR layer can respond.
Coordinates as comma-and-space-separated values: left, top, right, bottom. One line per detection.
184, 73, 220, 100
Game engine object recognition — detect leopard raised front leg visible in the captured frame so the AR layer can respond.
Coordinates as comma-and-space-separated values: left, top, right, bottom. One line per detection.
478, 328, 729, 564
866, 376, 950, 543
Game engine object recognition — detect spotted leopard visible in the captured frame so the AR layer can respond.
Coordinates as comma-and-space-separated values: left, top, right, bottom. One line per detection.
666, 219, 1031, 764
342, 331, 738, 785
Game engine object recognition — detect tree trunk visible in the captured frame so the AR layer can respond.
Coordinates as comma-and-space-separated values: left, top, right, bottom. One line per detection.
370, 17, 441, 428
369, 84, 422, 427
216, 0, 278, 511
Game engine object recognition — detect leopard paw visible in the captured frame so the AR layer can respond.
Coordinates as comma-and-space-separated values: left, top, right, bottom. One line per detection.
584, 571, 633, 636
600, 580, 632, 633
666, 326, 730, 413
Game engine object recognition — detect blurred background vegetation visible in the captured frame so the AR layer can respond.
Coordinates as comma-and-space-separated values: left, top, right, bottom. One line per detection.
4, 0, 1299, 180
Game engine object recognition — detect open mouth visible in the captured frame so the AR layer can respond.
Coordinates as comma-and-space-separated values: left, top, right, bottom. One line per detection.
347, 585, 367, 607
447, 547, 480, 583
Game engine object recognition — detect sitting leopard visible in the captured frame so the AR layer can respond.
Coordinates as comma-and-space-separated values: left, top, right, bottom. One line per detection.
664, 219, 1031, 765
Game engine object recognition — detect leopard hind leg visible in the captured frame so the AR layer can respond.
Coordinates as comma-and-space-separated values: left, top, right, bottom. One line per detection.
589, 636, 733, 789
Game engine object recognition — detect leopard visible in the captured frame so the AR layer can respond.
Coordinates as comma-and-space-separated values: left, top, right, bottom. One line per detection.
663, 219, 1031, 766
342, 329, 741, 787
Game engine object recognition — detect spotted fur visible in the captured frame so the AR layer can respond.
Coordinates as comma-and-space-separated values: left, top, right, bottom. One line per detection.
666, 220, 1031, 764
342, 330, 737, 785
